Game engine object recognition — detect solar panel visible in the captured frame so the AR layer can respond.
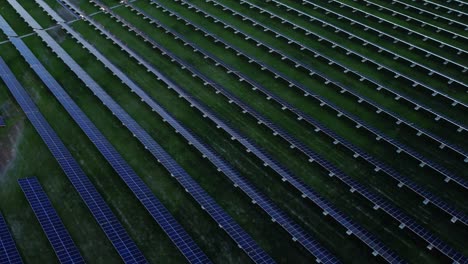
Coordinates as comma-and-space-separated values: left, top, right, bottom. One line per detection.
0, 56, 147, 264
0, 213, 23, 264
6, 2, 273, 263
0, 116, 5, 127
18, 177, 85, 264
2, 0, 464, 262
0, 11, 209, 264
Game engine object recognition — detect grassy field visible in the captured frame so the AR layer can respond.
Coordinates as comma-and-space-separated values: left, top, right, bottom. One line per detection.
0, 0, 466, 263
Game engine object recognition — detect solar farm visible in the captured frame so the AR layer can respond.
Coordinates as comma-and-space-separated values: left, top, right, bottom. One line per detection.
0, 0, 466, 262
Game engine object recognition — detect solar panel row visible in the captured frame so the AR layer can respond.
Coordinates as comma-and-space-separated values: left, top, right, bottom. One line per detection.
18, 177, 85, 264
0, 51, 146, 264
41, 1, 342, 262
0, 213, 22, 264
138, 0, 468, 226
174, 0, 468, 189
7, 2, 273, 263
0, 8, 210, 263
77, 2, 467, 263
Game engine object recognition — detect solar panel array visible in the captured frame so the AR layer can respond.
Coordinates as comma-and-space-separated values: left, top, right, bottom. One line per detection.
419, 0, 467, 15
195, 0, 467, 187
124, 2, 438, 262
177, 0, 468, 187
44, 1, 348, 262
320, 0, 466, 57
137, 0, 467, 226
0, 0, 465, 263
0, 8, 210, 264
233, 0, 468, 160
259, 0, 467, 128
387, 0, 466, 29
263, 0, 467, 91
76, 1, 467, 263
148, 1, 467, 261
161, 0, 468, 168
0, 53, 146, 264
7, 1, 274, 263
295, 0, 467, 95
356, 0, 467, 40
86, 0, 405, 261
18, 177, 85, 264
35, 1, 341, 263
0, 213, 22, 264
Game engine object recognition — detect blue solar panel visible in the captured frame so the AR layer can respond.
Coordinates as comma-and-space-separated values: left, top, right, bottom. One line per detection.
6, 1, 273, 263
18, 177, 85, 264
0, 56, 146, 264
0, 8, 209, 264
0, 116, 5, 127
0, 213, 23, 264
